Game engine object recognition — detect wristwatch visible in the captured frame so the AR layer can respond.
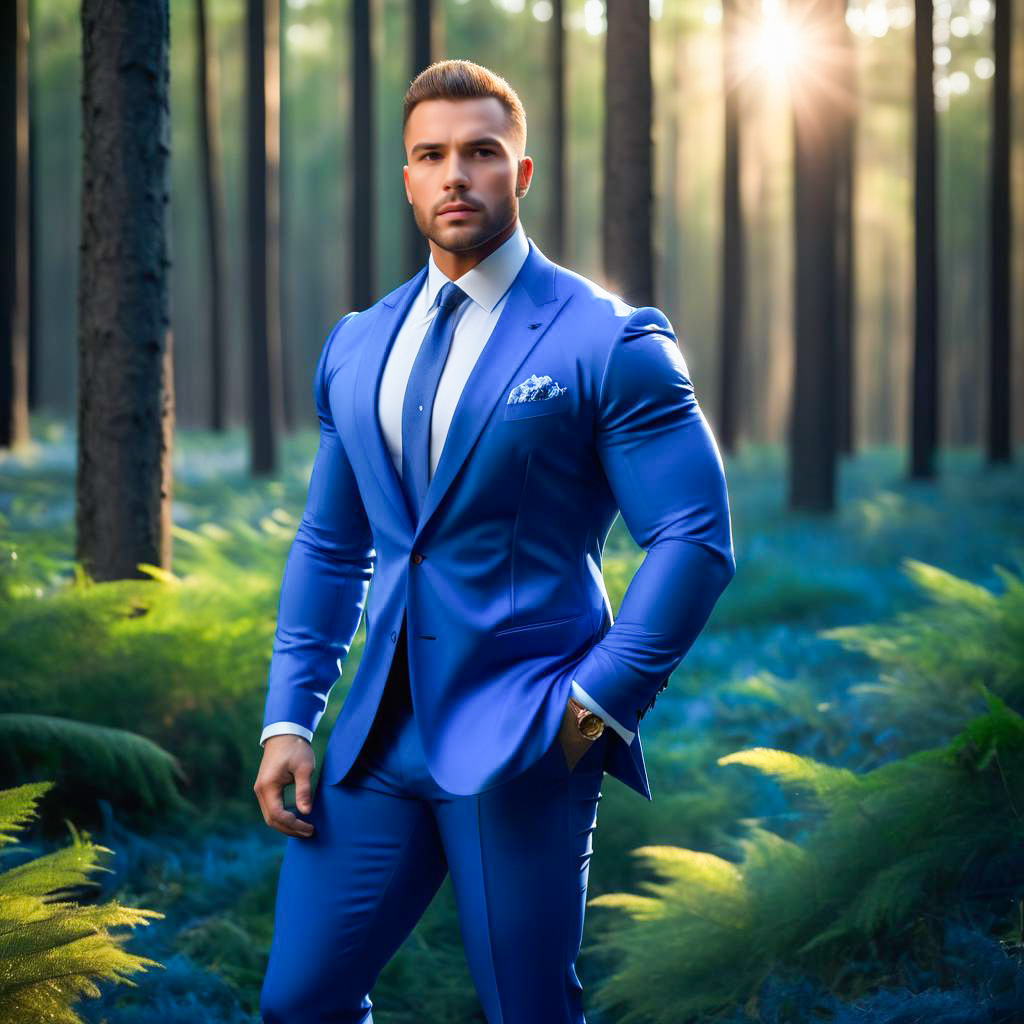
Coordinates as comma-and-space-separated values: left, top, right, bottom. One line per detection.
568, 696, 605, 741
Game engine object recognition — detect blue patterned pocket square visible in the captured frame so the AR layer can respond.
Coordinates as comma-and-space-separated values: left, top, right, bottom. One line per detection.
506, 373, 569, 404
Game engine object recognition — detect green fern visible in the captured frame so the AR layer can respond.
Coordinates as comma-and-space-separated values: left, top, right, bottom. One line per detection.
821, 559, 1024, 747
0, 781, 165, 1024
0, 714, 193, 813
586, 695, 1024, 1022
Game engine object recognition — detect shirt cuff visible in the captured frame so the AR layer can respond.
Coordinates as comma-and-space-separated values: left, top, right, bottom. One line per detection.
260, 722, 314, 747
571, 679, 636, 746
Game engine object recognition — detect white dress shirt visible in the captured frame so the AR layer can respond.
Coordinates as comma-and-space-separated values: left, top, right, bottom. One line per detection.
261, 219, 635, 749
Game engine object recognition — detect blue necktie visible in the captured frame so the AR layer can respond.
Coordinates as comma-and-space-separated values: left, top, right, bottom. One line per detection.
401, 279, 470, 521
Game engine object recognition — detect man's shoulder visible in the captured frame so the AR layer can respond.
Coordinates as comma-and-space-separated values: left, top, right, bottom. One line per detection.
546, 257, 674, 342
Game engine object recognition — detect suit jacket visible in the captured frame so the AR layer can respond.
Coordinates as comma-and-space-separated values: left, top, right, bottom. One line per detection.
261, 235, 736, 800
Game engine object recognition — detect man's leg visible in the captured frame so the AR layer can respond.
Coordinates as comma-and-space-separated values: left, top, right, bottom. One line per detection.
260, 639, 449, 1024
433, 730, 609, 1024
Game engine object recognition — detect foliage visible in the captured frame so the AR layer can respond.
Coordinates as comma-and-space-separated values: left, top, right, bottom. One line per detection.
586, 689, 1024, 1022
824, 557, 1024, 755
0, 781, 164, 1024
0, 714, 192, 817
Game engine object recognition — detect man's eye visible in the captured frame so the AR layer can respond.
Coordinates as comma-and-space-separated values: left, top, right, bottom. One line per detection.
475, 148, 494, 156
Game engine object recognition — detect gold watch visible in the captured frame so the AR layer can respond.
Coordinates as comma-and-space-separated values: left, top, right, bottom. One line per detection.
568, 696, 605, 740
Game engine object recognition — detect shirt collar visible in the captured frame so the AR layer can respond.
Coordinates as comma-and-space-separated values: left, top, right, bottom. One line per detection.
423, 218, 529, 315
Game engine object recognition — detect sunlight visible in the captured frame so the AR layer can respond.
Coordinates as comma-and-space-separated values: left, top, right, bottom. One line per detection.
750, 12, 805, 83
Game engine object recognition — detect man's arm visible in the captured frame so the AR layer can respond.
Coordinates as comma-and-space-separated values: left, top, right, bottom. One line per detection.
260, 313, 376, 741
569, 306, 736, 735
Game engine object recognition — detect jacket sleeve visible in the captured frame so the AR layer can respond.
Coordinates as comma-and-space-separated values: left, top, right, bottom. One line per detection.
569, 306, 736, 733
260, 313, 376, 739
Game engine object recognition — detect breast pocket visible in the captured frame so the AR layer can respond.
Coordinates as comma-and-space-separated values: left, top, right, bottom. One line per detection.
503, 391, 572, 420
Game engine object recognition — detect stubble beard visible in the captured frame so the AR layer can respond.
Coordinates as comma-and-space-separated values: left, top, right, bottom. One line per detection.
414, 195, 517, 256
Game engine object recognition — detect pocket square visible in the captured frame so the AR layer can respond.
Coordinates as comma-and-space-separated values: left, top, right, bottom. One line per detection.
507, 373, 569, 404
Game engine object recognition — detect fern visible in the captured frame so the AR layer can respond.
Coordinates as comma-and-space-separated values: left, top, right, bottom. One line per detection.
821, 559, 1024, 751
0, 714, 193, 814
0, 781, 165, 1024
586, 697, 1024, 1022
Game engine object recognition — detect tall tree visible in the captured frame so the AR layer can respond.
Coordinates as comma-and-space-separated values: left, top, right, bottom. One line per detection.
549, 0, 568, 264
352, 0, 374, 310
405, 0, 434, 279
834, 0, 858, 456
195, 0, 229, 432
788, 0, 845, 512
718, 0, 746, 456
77, 0, 173, 581
910, 0, 938, 478
245, 0, 284, 475
0, 0, 30, 450
987, 0, 1012, 464
603, 0, 653, 307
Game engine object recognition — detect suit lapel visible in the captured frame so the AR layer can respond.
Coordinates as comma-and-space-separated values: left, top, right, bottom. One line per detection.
414, 239, 569, 540
350, 265, 427, 535
348, 239, 571, 544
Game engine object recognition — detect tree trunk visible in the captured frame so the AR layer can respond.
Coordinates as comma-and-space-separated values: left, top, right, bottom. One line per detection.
987, 0, 1012, 463
789, 0, 843, 512
195, 0, 228, 433
910, 0, 938, 478
549, 0, 567, 264
245, 0, 283, 475
352, 0, 374, 310
0, 0, 30, 450
603, 0, 654, 308
77, 0, 174, 581
834, 0, 858, 456
718, 0, 745, 456
405, 0, 433, 279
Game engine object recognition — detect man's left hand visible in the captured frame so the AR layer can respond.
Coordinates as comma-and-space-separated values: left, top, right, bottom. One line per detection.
558, 697, 595, 773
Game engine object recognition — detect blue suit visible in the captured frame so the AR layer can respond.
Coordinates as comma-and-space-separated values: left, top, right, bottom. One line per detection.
259, 233, 735, 1022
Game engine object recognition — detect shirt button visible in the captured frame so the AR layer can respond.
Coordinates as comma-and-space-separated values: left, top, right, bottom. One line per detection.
411, 551, 424, 564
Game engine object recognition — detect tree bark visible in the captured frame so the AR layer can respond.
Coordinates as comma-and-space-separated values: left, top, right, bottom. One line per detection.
77, 0, 174, 581
195, 0, 228, 432
603, 0, 654, 308
245, 0, 283, 475
0, 0, 30, 450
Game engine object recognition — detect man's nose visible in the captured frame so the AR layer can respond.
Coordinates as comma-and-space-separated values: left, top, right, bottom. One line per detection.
442, 153, 471, 187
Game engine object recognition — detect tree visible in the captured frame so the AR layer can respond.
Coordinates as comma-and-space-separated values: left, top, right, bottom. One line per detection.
352, 0, 374, 310
194, 0, 229, 433
788, 0, 849, 511
603, 0, 654, 308
549, 0, 568, 264
405, 0, 435, 279
0, 0, 30, 451
987, 0, 1012, 464
77, 0, 174, 582
718, 0, 747, 456
910, 0, 938, 479
245, 0, 284, 475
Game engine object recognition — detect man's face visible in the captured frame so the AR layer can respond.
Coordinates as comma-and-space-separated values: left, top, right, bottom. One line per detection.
403, 97, 531, 254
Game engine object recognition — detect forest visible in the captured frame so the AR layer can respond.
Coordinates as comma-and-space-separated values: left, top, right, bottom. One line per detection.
0, 0, 1022, 1022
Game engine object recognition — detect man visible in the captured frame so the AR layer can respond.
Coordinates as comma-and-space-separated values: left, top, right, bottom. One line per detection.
255, 59, 735, 1024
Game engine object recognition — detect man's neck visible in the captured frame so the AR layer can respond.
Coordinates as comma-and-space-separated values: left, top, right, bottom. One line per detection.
428, 218, 519, 281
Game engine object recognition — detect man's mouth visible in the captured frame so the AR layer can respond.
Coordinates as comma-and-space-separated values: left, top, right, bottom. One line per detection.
438, 205, 478, 219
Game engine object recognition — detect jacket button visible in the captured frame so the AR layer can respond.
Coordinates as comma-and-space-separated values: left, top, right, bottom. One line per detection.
411, 551, 424, 564
390, 631, 397, 642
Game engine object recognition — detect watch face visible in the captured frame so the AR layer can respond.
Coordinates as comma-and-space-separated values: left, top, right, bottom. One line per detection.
579, 714, 604, 740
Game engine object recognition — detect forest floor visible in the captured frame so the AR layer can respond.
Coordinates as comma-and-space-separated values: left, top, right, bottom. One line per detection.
1, 418, 1022, 1023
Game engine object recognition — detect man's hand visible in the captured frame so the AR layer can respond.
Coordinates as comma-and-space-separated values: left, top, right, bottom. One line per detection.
558, 697, 595, 773
254, 735, 316, 838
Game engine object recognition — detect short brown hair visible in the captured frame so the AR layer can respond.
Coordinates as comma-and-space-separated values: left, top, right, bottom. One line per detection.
403, 59, 527, 156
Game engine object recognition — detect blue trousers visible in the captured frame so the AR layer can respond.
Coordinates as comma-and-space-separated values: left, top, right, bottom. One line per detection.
260, 619, 610, 1023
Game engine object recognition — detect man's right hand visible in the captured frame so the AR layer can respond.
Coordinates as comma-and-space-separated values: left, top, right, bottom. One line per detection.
254, 735, 316, 838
